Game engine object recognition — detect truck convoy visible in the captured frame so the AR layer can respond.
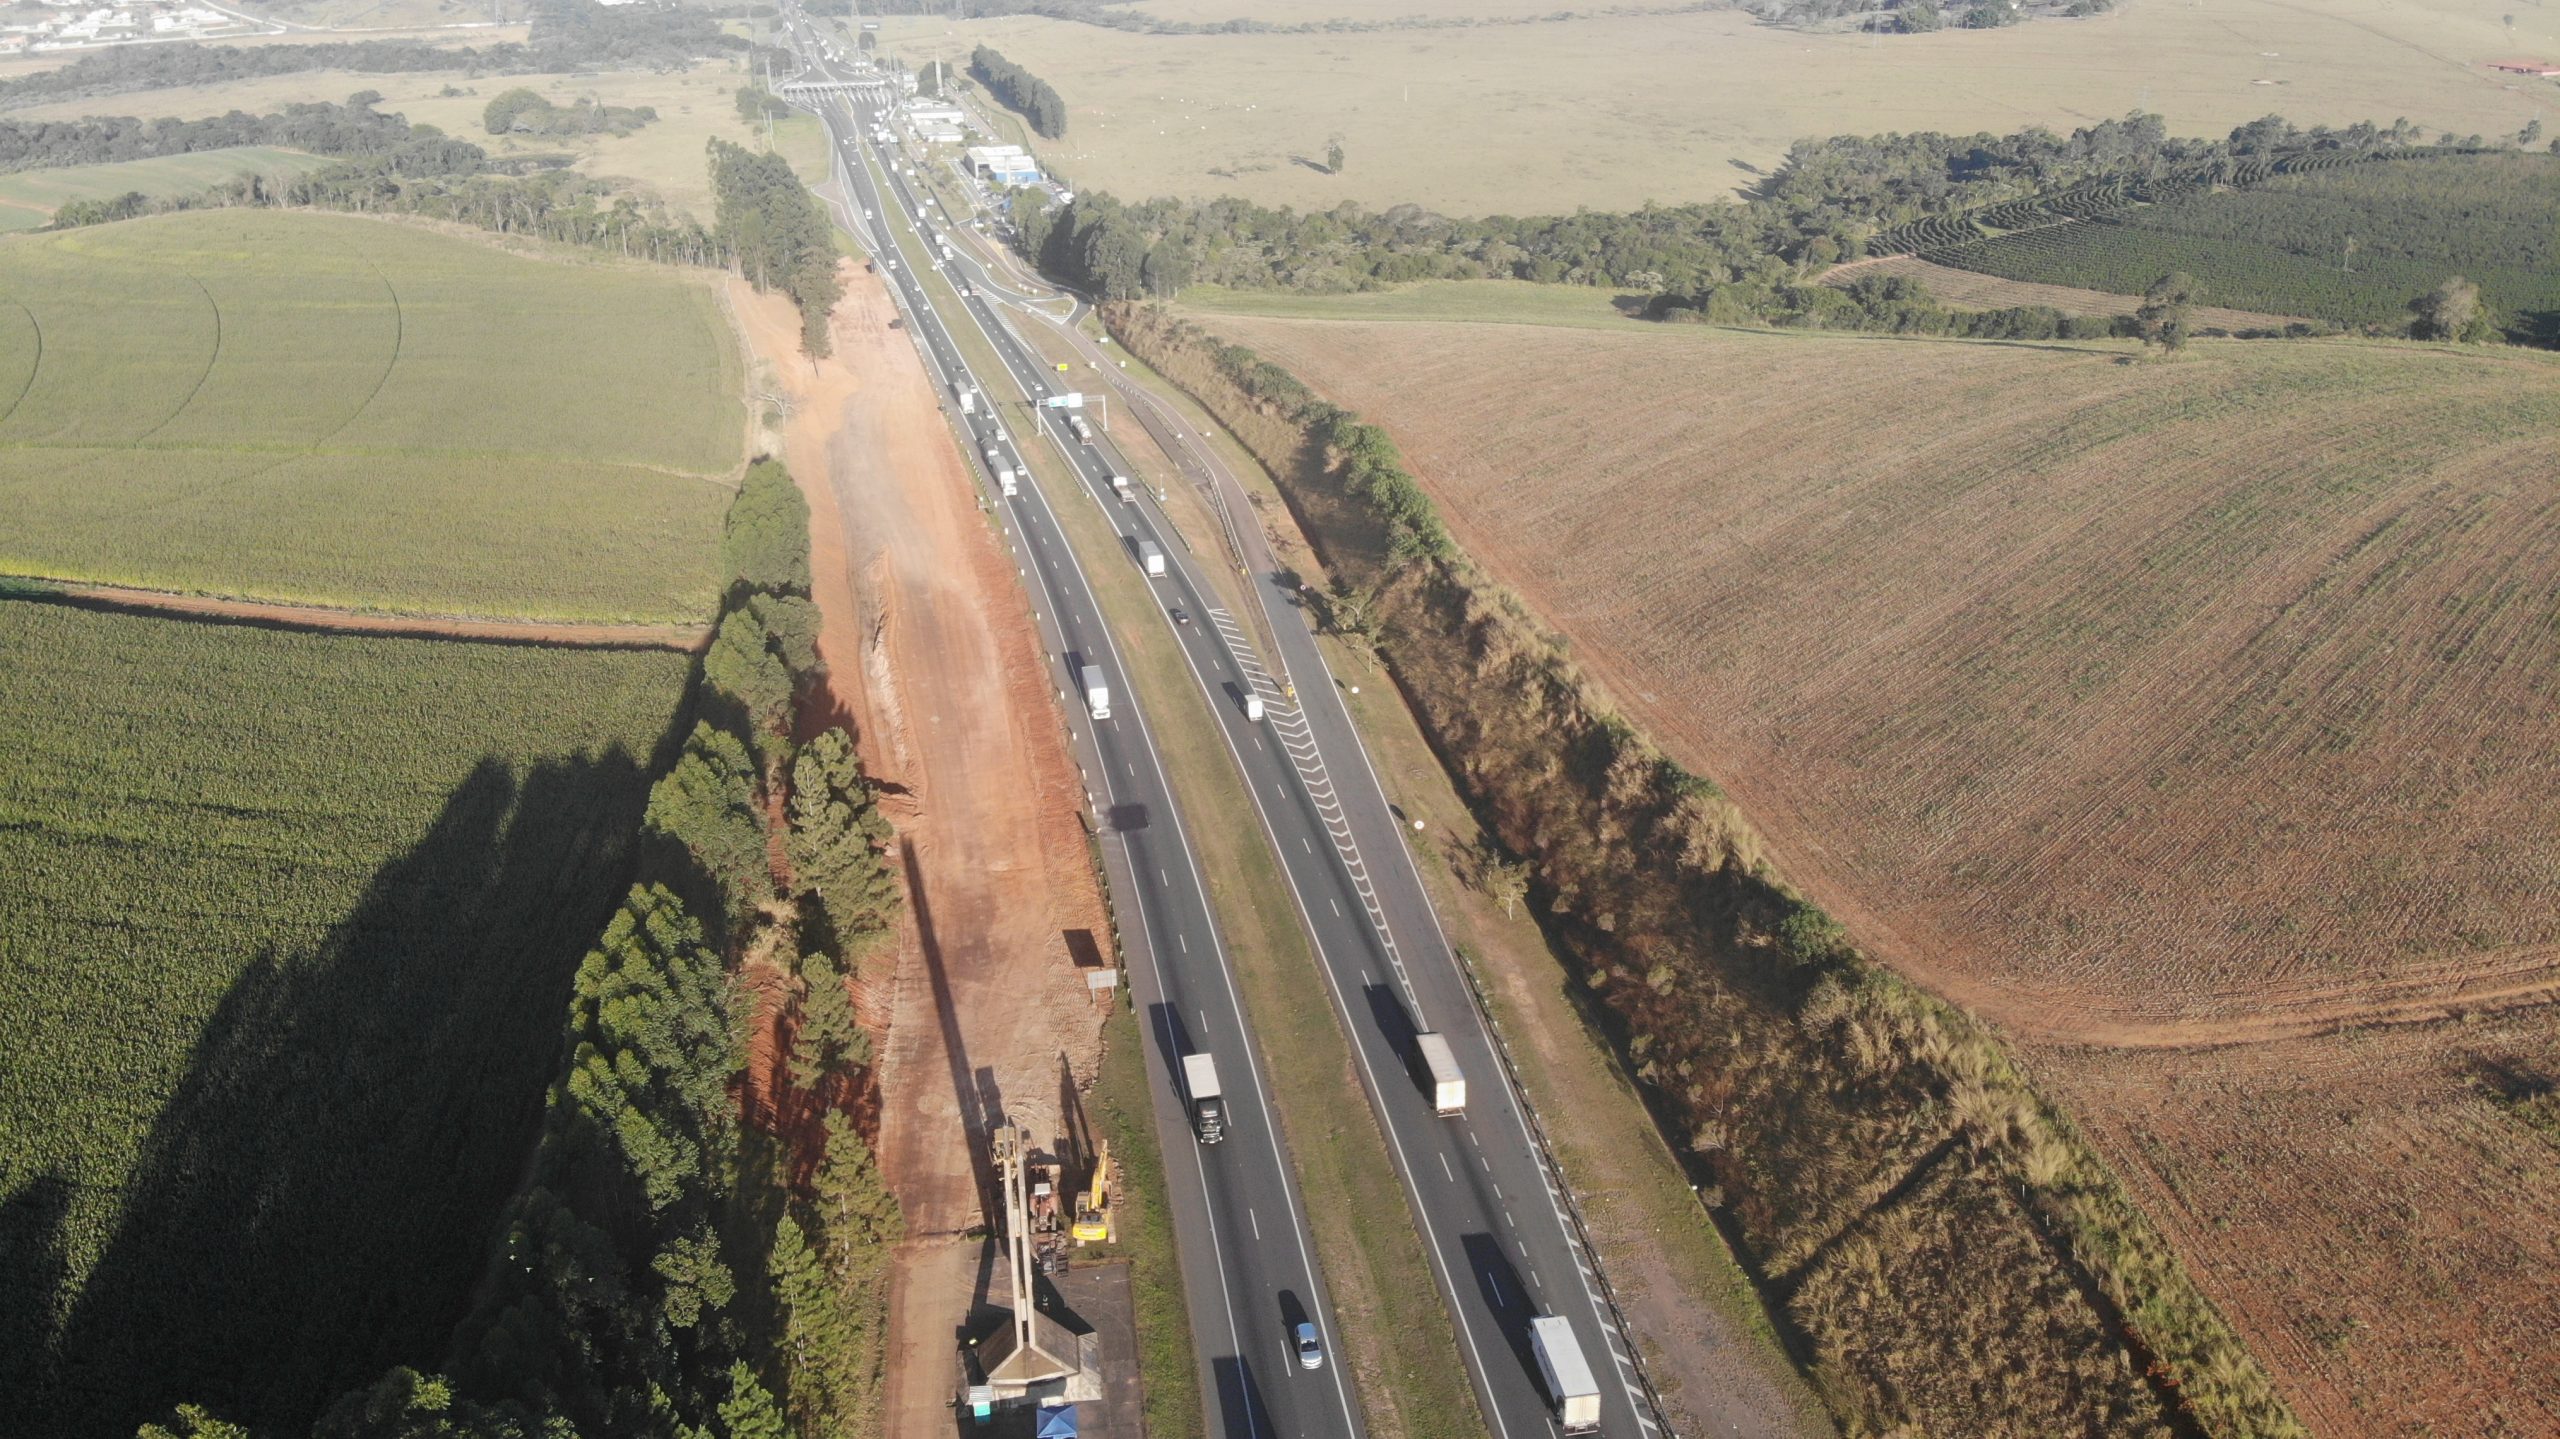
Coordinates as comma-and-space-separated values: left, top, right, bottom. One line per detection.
1139, 540, 1166, 578
1082, 664, 1110, 720
1182, 1053, 1226, 1144
1530, 1315, 1603, 1433
1414, 1031, 1466, 1115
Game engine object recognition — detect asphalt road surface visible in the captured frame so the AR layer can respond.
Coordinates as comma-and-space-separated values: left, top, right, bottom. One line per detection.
783, 36, 1366, 1439
784, 27, 1661, 1439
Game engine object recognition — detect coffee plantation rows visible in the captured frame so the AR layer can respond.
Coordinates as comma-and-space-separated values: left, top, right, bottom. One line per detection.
1870, 144, 2514, 262
0, 602, 689, 1436
1921, 151, 2560, 336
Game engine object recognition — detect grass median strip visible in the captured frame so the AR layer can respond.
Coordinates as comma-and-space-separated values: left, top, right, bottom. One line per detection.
1028, 433, 1488, 1439
860, 146, 1483, 1438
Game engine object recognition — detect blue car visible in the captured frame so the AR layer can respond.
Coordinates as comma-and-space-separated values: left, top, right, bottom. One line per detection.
1295, 1321, 1324, 1371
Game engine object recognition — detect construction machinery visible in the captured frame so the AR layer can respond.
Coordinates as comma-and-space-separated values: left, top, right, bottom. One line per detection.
980, 1125, 1077, 1390
1072, 1140, 1112, 1244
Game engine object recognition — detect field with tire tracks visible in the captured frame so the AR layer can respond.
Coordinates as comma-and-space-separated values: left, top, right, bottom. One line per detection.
0, 209, 742, 620
1188, 308, 2560, 1435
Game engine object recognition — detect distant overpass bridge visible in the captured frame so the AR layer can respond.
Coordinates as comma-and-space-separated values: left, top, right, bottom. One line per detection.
779, 75, 891, 101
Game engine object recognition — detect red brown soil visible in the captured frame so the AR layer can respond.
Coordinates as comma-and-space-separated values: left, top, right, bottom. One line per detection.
1196, 312, 2560, 1435
731, 272, 1110, 1436
13, 580, 710, 651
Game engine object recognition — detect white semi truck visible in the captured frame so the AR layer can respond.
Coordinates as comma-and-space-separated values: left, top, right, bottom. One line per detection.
1082, 664, 1110, 720
1070, 416, 1094, 443
1530, 1316, 1603, 1434
1139, 540, 1166, 578
958, 385, 977, 415
1111, 474, 1134, 504
1182, 1053, 1226, 1144
999, 467, 1018, 497
1414, 1031, 1466, 1115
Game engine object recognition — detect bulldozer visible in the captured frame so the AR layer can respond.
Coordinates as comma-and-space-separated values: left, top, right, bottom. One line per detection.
1071, 1140, 1112, 1244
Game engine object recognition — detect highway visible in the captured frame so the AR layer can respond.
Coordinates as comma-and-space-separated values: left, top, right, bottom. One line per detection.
778, 28, 1366, 1439
785, 26, 1661, 1439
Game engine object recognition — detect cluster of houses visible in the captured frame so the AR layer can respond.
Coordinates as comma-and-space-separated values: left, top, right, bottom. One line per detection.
0, 0, 249, 53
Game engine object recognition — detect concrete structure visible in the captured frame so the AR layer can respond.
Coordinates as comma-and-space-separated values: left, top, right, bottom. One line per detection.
916, 121, 964, 145
906, 100, 966, 125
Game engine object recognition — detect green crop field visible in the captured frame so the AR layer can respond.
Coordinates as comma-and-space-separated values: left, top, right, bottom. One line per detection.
1928, 153, 2560, 338
0, 147, 336, 229
0, 600, 691, 1437
0, 209, 743, 620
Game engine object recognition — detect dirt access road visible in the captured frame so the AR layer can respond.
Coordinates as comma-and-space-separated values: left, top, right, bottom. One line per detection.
730, 272, 1110, 1433
5, 579, 710, 651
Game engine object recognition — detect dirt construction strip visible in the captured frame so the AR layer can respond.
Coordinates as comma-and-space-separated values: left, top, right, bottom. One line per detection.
729, 271, 1111, 1439
3, 578, 711, 652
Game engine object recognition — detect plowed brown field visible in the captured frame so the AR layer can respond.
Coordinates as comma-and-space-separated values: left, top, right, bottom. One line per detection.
1194, 312, 2560, 1436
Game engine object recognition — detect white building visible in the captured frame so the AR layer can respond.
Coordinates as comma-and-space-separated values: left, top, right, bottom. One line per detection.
966, 144, 1042, 186
916, 121, 964, 145
905, 101, 965, 126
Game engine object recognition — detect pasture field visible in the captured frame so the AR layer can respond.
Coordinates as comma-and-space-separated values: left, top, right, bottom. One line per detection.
1189, 308, 2560, 1433
5, 59, 763, 220
1818, 254, 2306, 329
0, 208, 741, 619
0, 599, 690, 1436
1182, 278, 1635, 327
874, 0, 2553, 215
1929, 151, 2560, 335
0, 147, 334, 228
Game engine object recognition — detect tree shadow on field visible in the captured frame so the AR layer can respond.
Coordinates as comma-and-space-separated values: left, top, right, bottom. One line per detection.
34, 747, 659, 1439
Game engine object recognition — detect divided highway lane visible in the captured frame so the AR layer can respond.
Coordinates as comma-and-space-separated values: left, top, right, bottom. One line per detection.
792, 53, 1364, 1439
846, 94, 1665, 1439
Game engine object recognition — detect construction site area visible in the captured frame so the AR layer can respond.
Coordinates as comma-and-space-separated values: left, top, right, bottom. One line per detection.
728, 267, 1148, 1438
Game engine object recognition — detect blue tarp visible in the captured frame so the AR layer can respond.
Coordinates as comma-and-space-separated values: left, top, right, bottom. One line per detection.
1035, 1402, 1079, 1438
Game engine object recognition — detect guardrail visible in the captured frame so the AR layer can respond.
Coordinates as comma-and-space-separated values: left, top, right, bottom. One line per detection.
1446, 942, 1680, 1437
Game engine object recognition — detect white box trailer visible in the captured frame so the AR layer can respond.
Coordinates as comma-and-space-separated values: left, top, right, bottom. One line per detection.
1414, 1031, 1465, 1115
1070, 416, 1094, 443
1181, 1053, 1225, 1143
1081, 664, 1110, 720
1110, 474, 1134, 504
958, 385, 977, 415
1139, 540, 1166, 578
1530, 1316, 1602, 1434
999, 467, 1018, 496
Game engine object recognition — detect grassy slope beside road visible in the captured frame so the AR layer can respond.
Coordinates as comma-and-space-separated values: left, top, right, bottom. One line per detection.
1106, 302, 2307, 1439
0, 209, 741, 619
1061, 295, 1835, 1438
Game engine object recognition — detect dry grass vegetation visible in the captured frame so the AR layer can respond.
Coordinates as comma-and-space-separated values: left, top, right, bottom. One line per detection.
1173, 309, 2560, 1434
0, 146, 333, 229
1111, 304, 2307, 1439
5, 59, 774, 219
0, 208, 741, 618
1821, 255, 2303, 329
875, 0, 2554, 215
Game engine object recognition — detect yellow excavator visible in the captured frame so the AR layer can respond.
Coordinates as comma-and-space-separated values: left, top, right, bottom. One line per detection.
1071, 1140, 1112, 1244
